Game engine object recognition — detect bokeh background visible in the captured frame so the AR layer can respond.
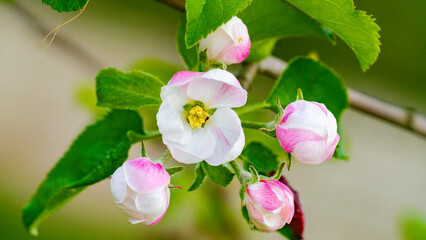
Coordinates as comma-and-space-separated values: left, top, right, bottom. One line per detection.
1, 0, 425, 239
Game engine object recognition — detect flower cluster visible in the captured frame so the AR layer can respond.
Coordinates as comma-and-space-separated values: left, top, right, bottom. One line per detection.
110, 16, 339, 234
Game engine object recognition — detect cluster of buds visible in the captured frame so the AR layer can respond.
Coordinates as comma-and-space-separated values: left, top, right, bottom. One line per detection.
110, 16, 339, 235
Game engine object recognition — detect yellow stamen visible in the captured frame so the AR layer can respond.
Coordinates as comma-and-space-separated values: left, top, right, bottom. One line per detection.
237, 37, 243, 43
188, 106, 209, 128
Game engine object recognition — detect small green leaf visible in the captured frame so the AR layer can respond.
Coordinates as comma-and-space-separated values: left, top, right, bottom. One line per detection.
285, 0, 381, 71
245, 38, 278, 63
177, 15, 198, 70
242, 142, 279, 173
185, 0, 253, 48
166, 166, 185, 176
42, 0, 87, 12
96, 68, 164, 110
22, 110, 143, 235
201, 162, 235, 187
238, 0, 334, 43
188, 162, 207, 191
128, 58, 183, 84
267, 57, 349, 159
277, 225, 300, 240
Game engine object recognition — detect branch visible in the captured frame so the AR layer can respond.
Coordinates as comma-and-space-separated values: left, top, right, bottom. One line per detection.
239, 62, 259, 90
259, 57, 426, 137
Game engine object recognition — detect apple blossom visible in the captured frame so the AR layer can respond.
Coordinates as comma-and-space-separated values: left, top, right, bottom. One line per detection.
245, 180, 295, 232
199, 16, 251, 65
276, 100, 340, 165
156, 69, 247, 166
110, 158, 170, 225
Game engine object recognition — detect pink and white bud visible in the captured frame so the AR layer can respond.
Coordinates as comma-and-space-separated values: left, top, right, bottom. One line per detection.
199, 16, 251, 65
245, 180, 295, 232
276, 100, 340, 165
110, 158, 170, 225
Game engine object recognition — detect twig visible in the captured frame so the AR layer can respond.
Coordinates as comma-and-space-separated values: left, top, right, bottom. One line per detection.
239, 62, 259, 90
259, 57, 426, 137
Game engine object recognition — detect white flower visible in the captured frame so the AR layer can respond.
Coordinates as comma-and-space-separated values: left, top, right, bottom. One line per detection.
276, 100, 340, 164
110, 158, 170, 225
199, 16, 251, 65
156, 69, 247, 166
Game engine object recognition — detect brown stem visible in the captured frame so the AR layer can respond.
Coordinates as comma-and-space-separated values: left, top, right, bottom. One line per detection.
239, 62, 259, 90
259, 56, 426, 137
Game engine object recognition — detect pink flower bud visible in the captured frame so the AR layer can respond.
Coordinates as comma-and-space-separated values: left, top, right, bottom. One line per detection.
199, 17, 251, 65
245, 180, 295, 232
110, 158, 170, 225
276, 100, 340, 165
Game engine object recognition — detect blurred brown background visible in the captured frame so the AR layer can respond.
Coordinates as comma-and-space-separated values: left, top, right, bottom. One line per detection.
0, 0, 425, 239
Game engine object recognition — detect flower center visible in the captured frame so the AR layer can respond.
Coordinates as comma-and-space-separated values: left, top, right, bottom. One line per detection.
187, 106, 210, 128
237, 37, 243, 43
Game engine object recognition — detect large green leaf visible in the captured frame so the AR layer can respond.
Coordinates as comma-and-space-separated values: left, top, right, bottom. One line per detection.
241, 142, 279, 173
22, 110, 143, 235
285, 0, 381, 71
238, 0, 334, 42
42, 0, 87, 12
267, 57, 349, 158
185, 0, 253, 48
267, 57, 348, 121
96, 68, 164, 110
201, 162, 235, 187
177, 15, 199, 70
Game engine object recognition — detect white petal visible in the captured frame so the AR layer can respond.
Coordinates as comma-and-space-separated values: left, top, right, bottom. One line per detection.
325, 109, 338, 146
110, 167, 127, 203
292, 140, 326, 164
156, 96, 192, 145
205, 108, 243, 166
186, 72, 247, 108
199, 27, 233, 61
224, 127, 245, 162
283, 100, 328, 137
166, 125, 216, 164
134, 187, 169, 219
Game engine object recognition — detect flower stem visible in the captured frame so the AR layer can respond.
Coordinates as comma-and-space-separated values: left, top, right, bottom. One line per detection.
241, 121, 270, 130
228, 160, 251, 184
128, 130, 161, 144
234, 102, 274, 116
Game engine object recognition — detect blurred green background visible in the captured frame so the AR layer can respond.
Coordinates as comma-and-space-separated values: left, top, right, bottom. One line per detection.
0, 0, 425, 239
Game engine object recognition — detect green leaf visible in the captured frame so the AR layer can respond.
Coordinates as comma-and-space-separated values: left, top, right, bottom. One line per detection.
166, 166, 185, 176
177, 15, 198, 70
238, 0, 334, 43
96, 68, 164, 110
267, 57, 349, 159
22, 110, 143, 235
127, 58, 182, 84
188, 162, 207, 191
42, 0, 87, 12
245, 38, 277, 63
185, 0, 253, 48
267, 57, 348, 121
285, 0, 381, 71
201, 162, 235, 187
242, 142, 279, 173
277, 226, 300, 240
